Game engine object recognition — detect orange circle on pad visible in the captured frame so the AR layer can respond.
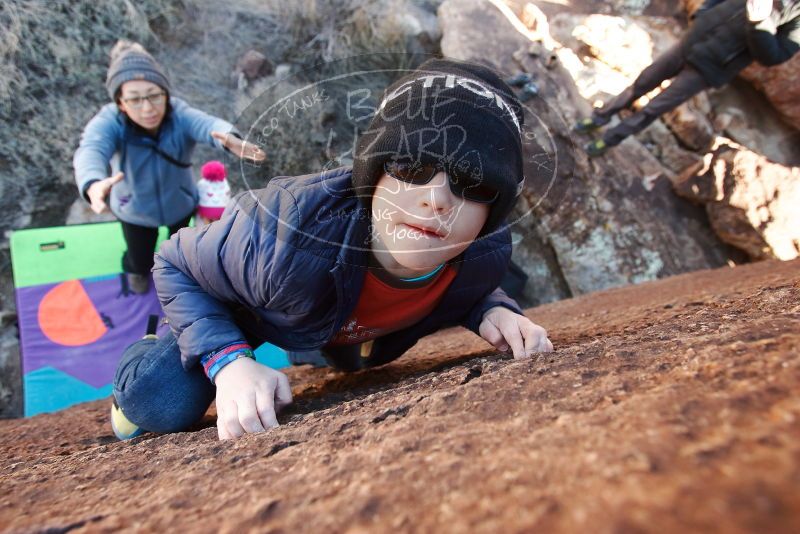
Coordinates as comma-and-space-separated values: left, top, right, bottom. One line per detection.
38, 280, 107, 346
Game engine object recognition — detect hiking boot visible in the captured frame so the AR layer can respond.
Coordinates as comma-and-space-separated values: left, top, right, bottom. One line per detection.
584, 139, 609, 157
519, 82, 540, 101
110, 398, 145, 441
127, 273, 149, 294
573, 116, 608, 133
505, 72, 533, 87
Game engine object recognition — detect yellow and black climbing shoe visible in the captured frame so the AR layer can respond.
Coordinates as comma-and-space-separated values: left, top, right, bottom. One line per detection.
110, 398, 144, 441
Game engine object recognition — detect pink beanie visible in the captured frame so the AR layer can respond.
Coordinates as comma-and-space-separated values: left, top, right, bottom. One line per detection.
201, 160, 226, 182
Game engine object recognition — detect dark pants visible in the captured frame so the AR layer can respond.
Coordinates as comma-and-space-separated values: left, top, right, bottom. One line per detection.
120, 214, 192, 275
593, 44, 709, 147
114, 333, 215, 433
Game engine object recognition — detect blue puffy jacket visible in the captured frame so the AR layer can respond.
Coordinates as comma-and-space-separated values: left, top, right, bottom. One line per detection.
73, 97, 235, 227
153, 167, 523, 370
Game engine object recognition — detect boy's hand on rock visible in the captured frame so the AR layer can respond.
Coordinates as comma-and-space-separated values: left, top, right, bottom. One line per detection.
746, 0, 773, 22
213, 357, 293, 440
479, 306, 553, 359
86, 172, 123, 214
211, 131, 266, 162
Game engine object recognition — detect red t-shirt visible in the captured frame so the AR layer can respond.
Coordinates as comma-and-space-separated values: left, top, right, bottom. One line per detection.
328, 265, 457, 346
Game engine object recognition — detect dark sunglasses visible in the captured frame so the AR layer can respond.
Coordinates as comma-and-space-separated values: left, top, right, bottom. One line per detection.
383, 161, 498, 204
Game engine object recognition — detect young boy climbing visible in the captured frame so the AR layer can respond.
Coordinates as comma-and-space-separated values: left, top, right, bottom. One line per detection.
110, 58, 554, 442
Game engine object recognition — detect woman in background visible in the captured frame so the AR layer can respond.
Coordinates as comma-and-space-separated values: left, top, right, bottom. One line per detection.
73, 41, 264, 293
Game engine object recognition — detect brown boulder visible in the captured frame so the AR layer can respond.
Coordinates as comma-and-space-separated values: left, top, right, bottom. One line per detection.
740, 59, 800, 131
674, 138, 800, 260
661, 90, 714, 151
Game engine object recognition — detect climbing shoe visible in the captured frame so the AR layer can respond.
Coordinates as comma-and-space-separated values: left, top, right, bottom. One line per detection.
584, 139, 609, 157
110, 398, 145, 441
573, 116, 608, 133
505, 72, 533, 87
519, 82, 540, 101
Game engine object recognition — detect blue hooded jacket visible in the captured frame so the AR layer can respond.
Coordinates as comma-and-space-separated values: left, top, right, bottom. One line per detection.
73, 97, 235, 227
153, 167, 523, 370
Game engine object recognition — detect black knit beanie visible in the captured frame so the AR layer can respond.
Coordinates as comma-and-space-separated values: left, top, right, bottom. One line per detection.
106, 41, 171, 101
353, 58, 524, 234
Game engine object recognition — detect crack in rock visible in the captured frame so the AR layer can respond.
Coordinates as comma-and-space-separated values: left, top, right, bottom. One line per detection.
371, 405, 411, 424
264, 440, 301, 457
460, 365, 483, 385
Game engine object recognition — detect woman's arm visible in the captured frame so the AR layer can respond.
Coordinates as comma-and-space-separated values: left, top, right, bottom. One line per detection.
171, 97, 265, 161
73, 104, 122, 202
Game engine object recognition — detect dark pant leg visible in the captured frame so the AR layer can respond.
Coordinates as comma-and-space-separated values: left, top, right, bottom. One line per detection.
166, 213, 193, 238
594, 44, 688, 121
120, 213, 193, 275
602, 65, 708, 146
120, 221, 159, 275
113, 332, 215, 433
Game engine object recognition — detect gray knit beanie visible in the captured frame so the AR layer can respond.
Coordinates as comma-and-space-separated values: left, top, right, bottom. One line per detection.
105, 41, 171, 101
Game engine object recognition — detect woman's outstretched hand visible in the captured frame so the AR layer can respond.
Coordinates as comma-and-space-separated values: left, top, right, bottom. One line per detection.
86, 172, 124, 214
211, 131, 267, 162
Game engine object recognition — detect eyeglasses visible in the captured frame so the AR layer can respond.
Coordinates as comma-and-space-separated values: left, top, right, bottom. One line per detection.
383, 161, 498, 204
121, 92, 167, 109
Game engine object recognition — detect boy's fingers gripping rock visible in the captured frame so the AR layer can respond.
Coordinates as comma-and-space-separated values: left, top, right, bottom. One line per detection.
274, 373, 293, 413
479, 320, 509, 352
217, 399, 240, 440
498, 319, 525, 359
522, 323, 540, 357
237, 391, 267, 434
522, 323, 550, 356
255, 388, 279, 429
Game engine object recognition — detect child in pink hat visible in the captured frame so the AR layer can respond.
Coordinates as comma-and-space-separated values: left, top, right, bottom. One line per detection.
196, 160, 231, 225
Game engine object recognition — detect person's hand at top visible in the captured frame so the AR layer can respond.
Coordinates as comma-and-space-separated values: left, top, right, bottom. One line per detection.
747, 0, 774, 22
211, 131, 267, 163
86, 171, 124, 214
213, 357, 293, 440
479, 306, 553, 359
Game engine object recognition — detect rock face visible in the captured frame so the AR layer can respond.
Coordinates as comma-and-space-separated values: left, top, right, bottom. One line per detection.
674, 138, 800, 260
740, 59, 800, 131
439, 0, 736, 300
1, 259, 798, 532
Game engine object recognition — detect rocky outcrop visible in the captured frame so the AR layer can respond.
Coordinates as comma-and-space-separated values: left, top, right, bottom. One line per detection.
740, 59, 800, 131
547, 8, 798, 167
439, 0, 736, 300
1, 258, 798, 532
674, 138, 800, 260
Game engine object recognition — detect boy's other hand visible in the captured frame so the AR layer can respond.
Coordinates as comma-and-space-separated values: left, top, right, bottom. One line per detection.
479, 306, 553, 359
86, 172, 123, 214
211, 131, 267, 162
213, 357, 293, 440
